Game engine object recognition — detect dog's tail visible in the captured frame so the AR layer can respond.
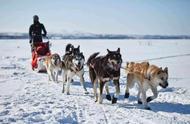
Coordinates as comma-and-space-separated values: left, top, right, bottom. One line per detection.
87, 52, 99, 66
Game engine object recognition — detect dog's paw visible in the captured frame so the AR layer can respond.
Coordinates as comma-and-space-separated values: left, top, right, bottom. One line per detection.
98, 100, 103, 104
138, 100, 142, 104
84, 91, 89, 94
124, 92, 129, 98
62, 87, 65, 93
112, 96, 117, 104
106, 94, 112, 101
66, 92, 70, 95
146, 97, 153, 102
144, 106, 151, 110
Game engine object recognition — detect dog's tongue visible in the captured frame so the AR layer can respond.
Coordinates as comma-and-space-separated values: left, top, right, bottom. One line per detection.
114, 64, 121, 70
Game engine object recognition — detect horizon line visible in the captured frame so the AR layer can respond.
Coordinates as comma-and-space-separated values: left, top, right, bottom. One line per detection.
0, 32, 190, 36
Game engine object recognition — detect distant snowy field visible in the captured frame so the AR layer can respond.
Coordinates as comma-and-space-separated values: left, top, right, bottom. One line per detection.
0, 39, 190, 123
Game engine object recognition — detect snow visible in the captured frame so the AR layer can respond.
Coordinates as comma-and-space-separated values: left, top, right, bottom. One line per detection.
0, 39, 190, 124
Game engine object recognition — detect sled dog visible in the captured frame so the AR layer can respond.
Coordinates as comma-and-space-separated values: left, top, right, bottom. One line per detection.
62, 44, 88, 94
45, 53, 62, 83
87, 48, 122, 104
64, 43, 80, 57
125, 62, 169, 109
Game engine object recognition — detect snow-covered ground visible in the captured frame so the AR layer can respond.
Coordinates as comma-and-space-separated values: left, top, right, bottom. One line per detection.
0, 39, 190, 124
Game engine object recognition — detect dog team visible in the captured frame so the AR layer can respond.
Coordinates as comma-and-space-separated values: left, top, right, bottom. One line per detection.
44, 43, 169, 110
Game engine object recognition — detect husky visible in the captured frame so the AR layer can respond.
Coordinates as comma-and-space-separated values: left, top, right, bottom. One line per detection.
64, 43, 80, 57
62, 44, 88, 95
87, 48, 122, 104
124, 62, 169, 110
44, 53, 62, 83
65, 43, 74, 54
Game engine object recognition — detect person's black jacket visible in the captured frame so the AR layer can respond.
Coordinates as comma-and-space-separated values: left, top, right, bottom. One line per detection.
29, 22, 47, 43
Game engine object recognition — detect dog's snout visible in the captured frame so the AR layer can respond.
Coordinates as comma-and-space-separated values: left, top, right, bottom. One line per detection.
161, 81, 168, 88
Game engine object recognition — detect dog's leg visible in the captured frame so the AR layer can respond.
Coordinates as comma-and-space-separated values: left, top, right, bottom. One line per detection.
147, 86, 158, 103
93, 80, 98, 102
125, 73, 134, 98
50, 70, 55, 82
62, 70, 67, 83
66, 71, 74, 95
105, 81, 111, 101
124, 84, 130, 98
62, 81, 65, 93
46, 64, 52, 82
89, 67, 97, 101
48, 75, 51, 81
55, 70, 59, 83
53, 71, 57, 83
112, 79, 120, 104
137, 87, 142, 104
137, 86, 142, 104
124, 78, 131, 98
79, 73, 89, 94
47, 70, 51, 82
141, 89, 150, 110
62, 69, 67, 93
98, 81, 105, 104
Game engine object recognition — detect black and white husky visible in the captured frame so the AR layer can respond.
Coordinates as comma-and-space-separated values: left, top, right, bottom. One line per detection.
62, 44, 89, 94
87, 48, 122, 104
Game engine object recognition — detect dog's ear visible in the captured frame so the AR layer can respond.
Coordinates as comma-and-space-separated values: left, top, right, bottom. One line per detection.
164, 67, 168, 74
158, 67, 162, 75
81, 52, 83, 56
71, 44, 74, 49
77, 45, 80, 49
144, 61, 149, 66
117, 48, 120, 53
107, 49, 110, 53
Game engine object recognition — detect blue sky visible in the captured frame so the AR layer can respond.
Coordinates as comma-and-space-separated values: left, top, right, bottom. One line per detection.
0, 0, 190, 35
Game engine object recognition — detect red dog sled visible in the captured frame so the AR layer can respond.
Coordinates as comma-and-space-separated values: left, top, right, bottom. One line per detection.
31, 42, 51, 72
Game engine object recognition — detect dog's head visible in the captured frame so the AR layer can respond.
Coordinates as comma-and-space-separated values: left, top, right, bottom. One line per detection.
126, 62, 135, 72
106, 48, 122, 71
51, 54, 61, 66
65, 44, 80, 56
65, 44, 74, 54
72, 45, 80, 56
155, 67, 169, 88
72, 52, 85, 71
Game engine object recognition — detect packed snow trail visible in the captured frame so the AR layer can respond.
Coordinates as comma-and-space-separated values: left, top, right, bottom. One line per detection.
0, 39, 190, 123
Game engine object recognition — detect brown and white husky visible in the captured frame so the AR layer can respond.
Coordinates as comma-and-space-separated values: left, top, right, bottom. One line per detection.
125, 62, 169, 110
